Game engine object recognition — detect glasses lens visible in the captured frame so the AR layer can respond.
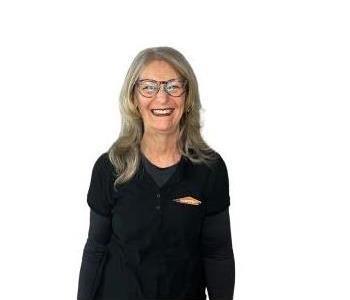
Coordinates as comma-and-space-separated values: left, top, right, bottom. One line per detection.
137, 79, 187, 97
166, 79, 187, 97
138, 81, 158, 97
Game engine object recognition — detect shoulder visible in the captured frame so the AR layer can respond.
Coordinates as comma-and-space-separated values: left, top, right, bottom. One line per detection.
94, 151, 110, 168
202, 150, 228, 176
87, 152, 116, 216
93, 152, 116, 178
187, 150, 229, 181
201, 151, 231, 216
212, 152, 228, 176
206, 151, 229, 187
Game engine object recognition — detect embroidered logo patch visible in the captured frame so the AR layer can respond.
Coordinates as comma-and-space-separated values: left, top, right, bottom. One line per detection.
172, 196, 202, 205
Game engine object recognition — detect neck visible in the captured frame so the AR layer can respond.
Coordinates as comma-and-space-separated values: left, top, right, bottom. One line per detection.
140, 129, 181, 167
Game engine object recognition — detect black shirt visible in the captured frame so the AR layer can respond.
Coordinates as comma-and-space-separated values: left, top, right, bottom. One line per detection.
77, 151, 235, 300
141, 152, 179, 187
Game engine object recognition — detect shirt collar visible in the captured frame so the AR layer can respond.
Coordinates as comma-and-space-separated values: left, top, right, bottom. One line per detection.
135, 153, 189, 190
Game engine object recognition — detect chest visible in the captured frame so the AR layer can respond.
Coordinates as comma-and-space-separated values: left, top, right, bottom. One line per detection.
110, 178, 207, 247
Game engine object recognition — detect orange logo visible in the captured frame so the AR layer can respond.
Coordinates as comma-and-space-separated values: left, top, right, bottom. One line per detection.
172, 196, 202, 205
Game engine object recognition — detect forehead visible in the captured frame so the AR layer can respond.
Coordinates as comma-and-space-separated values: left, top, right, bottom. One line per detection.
139, 59, 180, 81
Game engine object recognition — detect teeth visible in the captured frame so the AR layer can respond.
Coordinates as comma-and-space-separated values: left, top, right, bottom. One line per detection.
153, 109, 172, 113
151, 108, 174, 115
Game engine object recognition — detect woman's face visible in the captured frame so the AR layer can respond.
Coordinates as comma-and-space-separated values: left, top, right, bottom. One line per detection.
134, 60, 186, 135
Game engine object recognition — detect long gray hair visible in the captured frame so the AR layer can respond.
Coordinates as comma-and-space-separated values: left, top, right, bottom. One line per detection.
107, 46, 218, 188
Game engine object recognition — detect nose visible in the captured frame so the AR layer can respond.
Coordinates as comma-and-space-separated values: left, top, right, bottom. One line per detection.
154, 84, 170, 103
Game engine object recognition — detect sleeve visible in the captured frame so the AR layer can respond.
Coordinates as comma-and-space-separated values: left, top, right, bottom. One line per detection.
86, 153, 113, 217
77, 210, 112, 300
201, 208, 235, 300
205, 154, 231, 216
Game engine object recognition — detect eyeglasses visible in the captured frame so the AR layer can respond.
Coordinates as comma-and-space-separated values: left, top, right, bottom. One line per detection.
135, 78, 188, 98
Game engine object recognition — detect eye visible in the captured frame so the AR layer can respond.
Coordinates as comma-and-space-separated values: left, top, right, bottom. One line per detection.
166, 84, 180, 91
140, 82, 157, 92
143, 85, 157, 91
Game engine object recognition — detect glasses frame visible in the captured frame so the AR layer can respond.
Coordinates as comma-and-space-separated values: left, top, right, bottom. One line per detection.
135, 78, 188, 98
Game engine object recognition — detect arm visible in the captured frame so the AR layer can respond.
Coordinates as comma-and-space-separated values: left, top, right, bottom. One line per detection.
77, 153, 114, 300
77, 209, 112, 300
201, 208, 235, 300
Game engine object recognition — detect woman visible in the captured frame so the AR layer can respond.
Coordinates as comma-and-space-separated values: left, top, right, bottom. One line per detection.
77, 46, 235, 300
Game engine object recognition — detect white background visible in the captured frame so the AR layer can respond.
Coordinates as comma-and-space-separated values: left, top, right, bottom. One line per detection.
0, 1, 349, 299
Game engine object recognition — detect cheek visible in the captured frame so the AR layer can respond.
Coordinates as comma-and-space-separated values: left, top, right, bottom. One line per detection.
176, 101, 185, 115
176, 107, 184, 117
136, 98, 151, 112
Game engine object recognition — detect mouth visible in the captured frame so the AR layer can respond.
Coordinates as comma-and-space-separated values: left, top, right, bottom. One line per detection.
151, 108, 175, 117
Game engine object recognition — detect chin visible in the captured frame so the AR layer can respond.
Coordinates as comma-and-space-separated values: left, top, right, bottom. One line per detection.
154, 126, 174, 132
152, 123, 179, 133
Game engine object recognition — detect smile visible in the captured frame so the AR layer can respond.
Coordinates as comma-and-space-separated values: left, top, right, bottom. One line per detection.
151, 108, 175, 116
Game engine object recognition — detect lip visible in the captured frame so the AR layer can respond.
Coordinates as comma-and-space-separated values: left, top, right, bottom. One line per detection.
150, 108, 175, 111
150, 108, 175, 116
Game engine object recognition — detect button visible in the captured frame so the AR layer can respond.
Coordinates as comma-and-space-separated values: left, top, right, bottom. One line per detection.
156, 193, 160, 198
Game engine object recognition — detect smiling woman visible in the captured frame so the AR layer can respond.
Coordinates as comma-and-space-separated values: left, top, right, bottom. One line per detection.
77, 46, 235, 300
134, 60, 187, 134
